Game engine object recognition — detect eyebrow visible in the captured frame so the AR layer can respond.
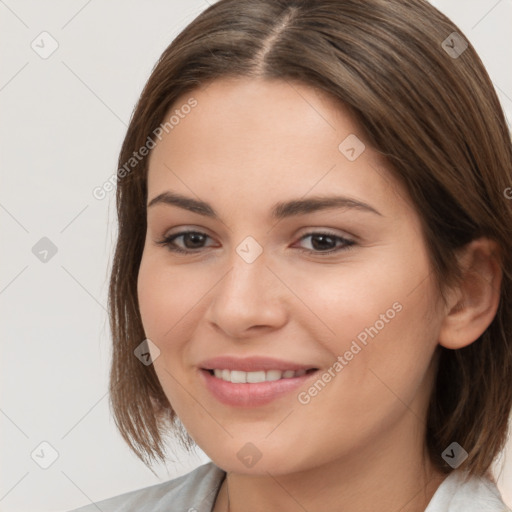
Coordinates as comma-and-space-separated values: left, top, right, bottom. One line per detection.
147, 191, 382, 219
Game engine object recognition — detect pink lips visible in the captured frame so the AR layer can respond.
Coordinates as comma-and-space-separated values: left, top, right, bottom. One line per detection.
198, 356, 319, 407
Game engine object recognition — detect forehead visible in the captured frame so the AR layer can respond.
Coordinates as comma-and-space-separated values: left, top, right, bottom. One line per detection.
146, 77, 413, 219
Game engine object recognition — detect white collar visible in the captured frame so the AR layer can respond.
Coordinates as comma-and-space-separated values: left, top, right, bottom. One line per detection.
425, 470, 511, 511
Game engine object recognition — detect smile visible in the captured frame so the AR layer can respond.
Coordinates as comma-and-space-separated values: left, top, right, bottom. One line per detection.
200, 367, 319, 407
207, 368, 316, 383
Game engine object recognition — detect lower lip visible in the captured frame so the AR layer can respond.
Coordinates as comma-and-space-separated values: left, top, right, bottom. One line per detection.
199, 369, 319, 407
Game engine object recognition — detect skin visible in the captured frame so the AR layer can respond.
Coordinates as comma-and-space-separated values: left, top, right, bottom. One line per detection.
137, 77, 502, 511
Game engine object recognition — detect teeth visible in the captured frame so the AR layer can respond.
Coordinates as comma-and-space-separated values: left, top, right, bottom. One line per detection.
266, 370, 282, 381
210, 368, 310, 383
247, 371, 266, 383
231, 370, 247, 383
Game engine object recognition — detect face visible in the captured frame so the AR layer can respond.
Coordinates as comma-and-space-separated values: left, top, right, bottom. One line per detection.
137, 77, 444, 476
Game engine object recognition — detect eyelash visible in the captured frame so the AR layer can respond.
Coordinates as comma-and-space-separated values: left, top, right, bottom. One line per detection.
155, 230, 356, 256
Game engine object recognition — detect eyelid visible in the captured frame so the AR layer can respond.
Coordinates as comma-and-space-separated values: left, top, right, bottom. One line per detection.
159, 225, 355, 240
296, 226, 356, 241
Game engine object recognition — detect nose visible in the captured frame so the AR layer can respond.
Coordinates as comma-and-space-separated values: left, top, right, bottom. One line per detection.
204, 245, 288, 339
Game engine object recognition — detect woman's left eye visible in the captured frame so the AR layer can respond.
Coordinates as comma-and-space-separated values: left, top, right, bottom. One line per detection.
155, 230, 356, 256
294, 231, 356, 254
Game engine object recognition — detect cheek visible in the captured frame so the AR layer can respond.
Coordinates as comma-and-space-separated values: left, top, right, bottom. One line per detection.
296, 242, 440, 411
136, 254, 203, 406
289, 245, 435, 351
137, 252, 214, 354
137, 257, 164, 340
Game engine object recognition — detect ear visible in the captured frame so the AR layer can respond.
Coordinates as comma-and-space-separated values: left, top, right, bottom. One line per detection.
438, 237, 503, 350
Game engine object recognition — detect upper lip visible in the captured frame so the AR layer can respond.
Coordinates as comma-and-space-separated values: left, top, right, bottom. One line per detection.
199, 356, 318, 372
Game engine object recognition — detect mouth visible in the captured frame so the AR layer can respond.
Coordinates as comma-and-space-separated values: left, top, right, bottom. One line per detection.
199, 367, 320, 407
203, 367, 318, 383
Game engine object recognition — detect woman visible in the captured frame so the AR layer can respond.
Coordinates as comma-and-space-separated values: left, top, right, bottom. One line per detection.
69, 0, 512, 510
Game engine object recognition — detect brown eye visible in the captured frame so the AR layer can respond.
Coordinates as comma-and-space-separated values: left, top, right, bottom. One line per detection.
156, 231, 213, 253
295, 231, 355, 255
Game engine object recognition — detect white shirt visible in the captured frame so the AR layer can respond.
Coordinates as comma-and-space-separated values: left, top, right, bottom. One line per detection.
425, 469, 511, 512
67, 461, 512, 512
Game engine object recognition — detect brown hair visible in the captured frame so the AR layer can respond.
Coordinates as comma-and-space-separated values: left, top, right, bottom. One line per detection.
108, 0, 512, 477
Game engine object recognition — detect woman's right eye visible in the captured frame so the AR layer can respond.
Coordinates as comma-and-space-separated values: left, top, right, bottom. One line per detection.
155, 231, 213, 254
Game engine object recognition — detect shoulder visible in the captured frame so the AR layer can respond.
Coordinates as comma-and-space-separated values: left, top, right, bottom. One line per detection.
425, 470, 512, 512
66, 461, 226, 512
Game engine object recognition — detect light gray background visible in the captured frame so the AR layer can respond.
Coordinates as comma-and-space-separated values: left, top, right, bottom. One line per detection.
1, 1, 511, 511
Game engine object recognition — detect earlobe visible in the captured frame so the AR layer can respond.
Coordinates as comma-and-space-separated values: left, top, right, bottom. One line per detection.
438, 238, 502, 350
